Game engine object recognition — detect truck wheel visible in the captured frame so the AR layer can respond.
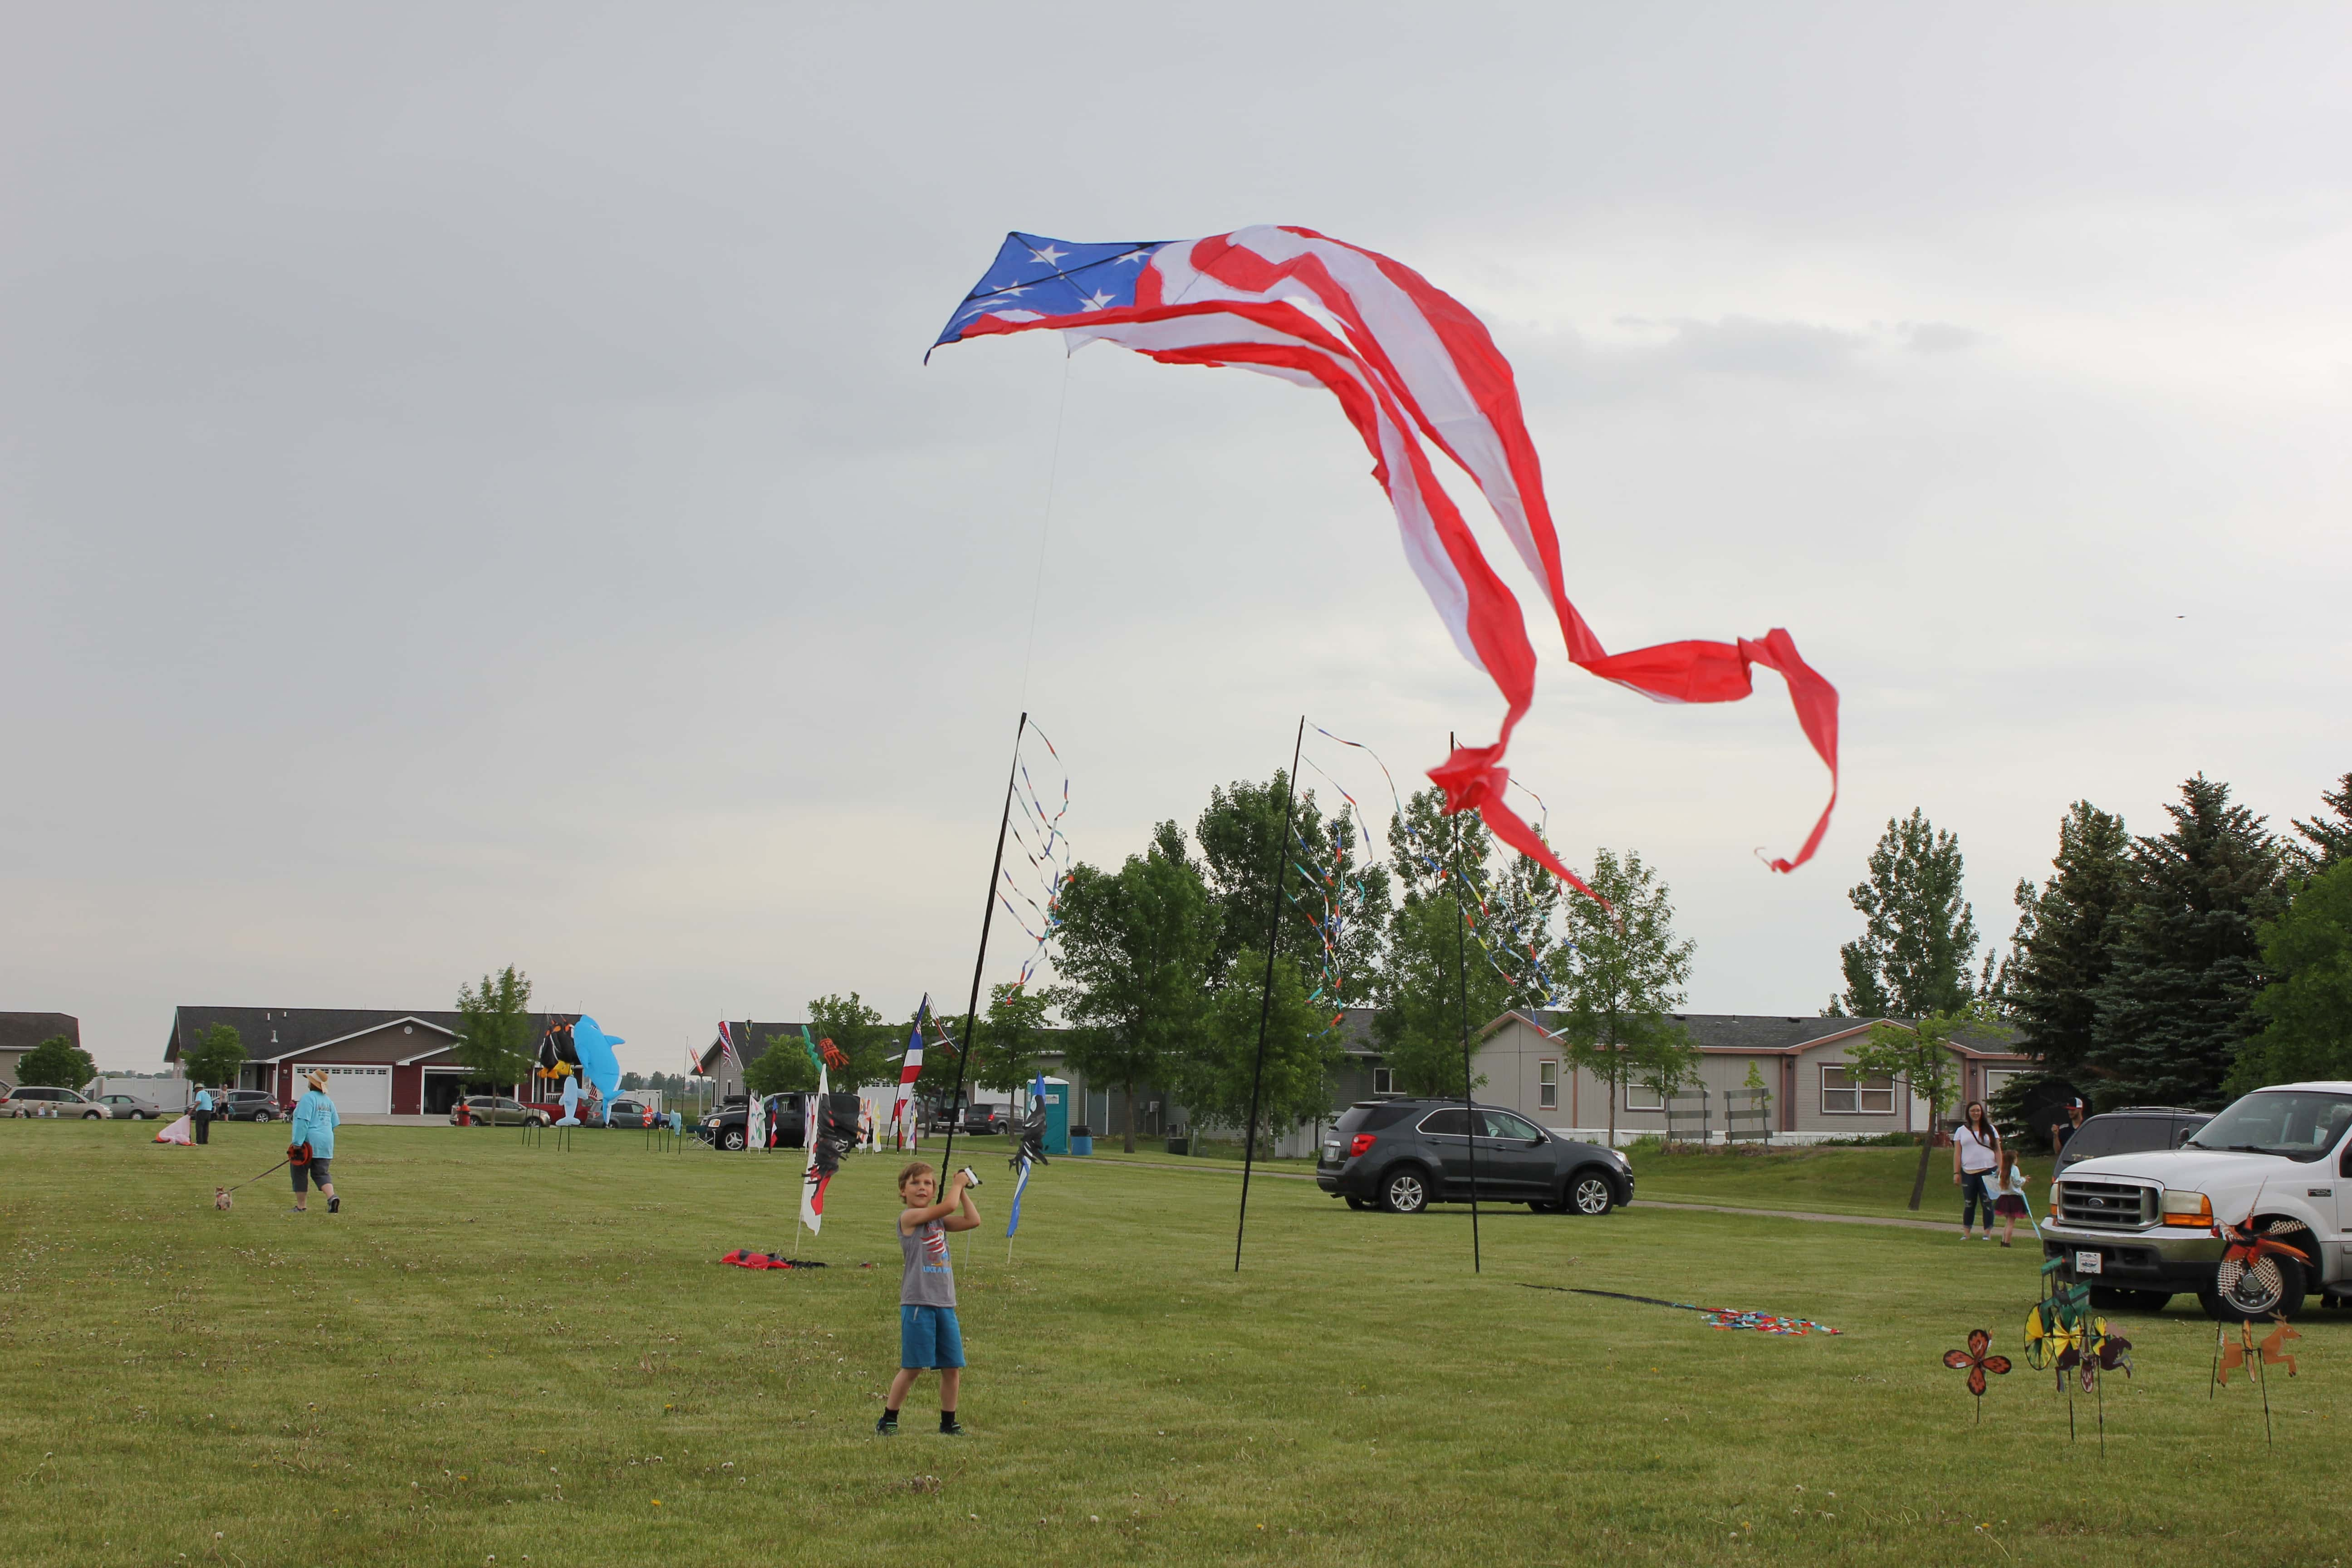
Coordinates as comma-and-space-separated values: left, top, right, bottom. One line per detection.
720, 1129, 747, 1152
1380, 1167, 1431, 1214
2090, 1287, 2173, 1313
2200, 1252, 2306, 1322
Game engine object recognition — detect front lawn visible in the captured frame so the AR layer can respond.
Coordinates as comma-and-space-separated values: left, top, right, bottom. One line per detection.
1627, 1142, 2058, 1223
0, 1120, 2340, 1567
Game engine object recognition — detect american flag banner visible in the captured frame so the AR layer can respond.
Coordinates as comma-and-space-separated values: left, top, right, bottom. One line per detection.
933, 228, 1840, 894
892, 996, 929, 1152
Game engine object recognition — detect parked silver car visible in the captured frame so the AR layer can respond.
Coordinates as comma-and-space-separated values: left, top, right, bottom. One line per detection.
451, 1095, 548, 1127
0, 1086, 108, 1119
93, 1093, 166, 1121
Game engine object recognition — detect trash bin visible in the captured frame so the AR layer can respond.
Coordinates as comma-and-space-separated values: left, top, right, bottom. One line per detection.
1166, 1132, 1189, 1156
1070, 1123, 1093, 1156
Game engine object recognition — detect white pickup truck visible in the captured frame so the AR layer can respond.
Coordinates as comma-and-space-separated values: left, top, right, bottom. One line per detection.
2040, 1082, 2352, 1319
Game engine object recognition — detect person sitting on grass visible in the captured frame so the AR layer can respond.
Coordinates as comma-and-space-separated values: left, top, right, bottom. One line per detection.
290, 1070, 341, 1215
878, 1161, 980, 1436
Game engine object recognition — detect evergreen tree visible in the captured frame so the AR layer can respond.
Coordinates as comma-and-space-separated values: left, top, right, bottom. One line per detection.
1554, 848, 1696, 1144
1836, 809, 1980, 1017
2223, 861, 2352, 1093
2006, 802, 2135, 1077
2290, 771, 2352, 872
2090, 776, 2285, 1106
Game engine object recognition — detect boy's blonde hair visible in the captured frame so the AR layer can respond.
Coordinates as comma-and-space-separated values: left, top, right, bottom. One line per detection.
897, 1161, 936, 1195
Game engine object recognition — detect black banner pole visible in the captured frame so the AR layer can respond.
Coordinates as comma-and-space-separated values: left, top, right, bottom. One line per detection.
1234, 716, 1306, 1273
1451, 731, 1481, 1274
939, 713, 1027, 1182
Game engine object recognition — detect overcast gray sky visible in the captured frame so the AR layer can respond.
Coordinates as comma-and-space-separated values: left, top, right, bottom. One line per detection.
5, 3, 2347, 1073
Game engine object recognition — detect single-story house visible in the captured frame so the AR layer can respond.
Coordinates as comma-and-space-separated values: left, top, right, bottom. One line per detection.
696, 1021, 811, 1100
1464, 1010, 2031, 1143
163, 1006, 581, 1115
0, 1012, 82, 1087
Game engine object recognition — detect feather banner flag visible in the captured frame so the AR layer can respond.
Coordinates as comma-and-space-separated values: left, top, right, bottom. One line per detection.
933, 227, 1840, 900
801, 1063, 833, 1235
1006, 1073, 1050, 1239
893, 997, 929, 1152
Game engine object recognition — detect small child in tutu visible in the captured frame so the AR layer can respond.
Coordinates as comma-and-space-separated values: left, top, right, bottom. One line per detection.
1991, 1146, 2034, 1247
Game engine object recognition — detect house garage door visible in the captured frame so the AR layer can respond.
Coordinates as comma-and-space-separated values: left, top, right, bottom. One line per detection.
316, 1066, 392, 1115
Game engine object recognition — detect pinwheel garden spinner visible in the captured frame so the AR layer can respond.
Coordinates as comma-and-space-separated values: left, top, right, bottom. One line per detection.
1942, 1330, 2011, 1422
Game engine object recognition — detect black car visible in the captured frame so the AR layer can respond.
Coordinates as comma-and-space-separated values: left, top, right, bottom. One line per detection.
1316, 1099, 1634, 1215
696, 1093, 809, 1152
2054, 1106, 2212, 1175
960, 1105, 1008, 1137
215, 1089, 286, 1122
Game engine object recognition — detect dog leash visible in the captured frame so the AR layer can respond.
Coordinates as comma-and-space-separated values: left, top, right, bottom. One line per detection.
220, 1157, 292, 1196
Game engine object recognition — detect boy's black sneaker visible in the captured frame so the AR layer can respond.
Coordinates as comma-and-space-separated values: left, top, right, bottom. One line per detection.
327, 1196, 340, 1214
875, 1412, 898, 1436
939, 1415, 964, 1436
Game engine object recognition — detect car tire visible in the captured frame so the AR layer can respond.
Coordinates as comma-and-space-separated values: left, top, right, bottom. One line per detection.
2200, 1250, 2307, 1322
83, 1110, 103, 1120
1567, 1168, 1616, 1215
1528, 1200, 1560, 1214
2089, 1286, 2173, 1313
1344, 1196, 1374, 1211
129, 1112, 147, 1121
1379, 1167, 1431, 1214
720, 1129, 747, 1152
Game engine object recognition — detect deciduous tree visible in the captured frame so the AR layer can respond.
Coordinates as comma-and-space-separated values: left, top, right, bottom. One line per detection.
2223, 861, 2352, 1093
1836, 809, 1981, 1018
16, 1035, 95, 1090
182, 1023, 248, 1090
1847, 1006, 1987, 1210
1178, 956, 1336, 1148
455, 966, 535, 1095
1554, 848, 1696, 1144
1052, 826, 1217, 1152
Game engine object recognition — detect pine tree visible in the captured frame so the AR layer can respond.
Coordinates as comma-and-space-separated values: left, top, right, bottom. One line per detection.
2290, 771, 2352, 871
1835, 809, 1980, 1017
2089, 776, 2285, 1106
2006, 802, 2134, 1077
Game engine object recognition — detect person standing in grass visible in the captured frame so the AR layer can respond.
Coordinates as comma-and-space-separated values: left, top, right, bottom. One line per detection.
1951, 1100, 2001, 1240
289, 1070, 341, 1215
878, 1161, 980, 1436
1990, 1146, 2034, 1248
192, 1083, 214, 1145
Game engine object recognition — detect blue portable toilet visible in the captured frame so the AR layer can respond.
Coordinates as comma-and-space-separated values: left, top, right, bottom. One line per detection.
1036, 1077, 1070, 1156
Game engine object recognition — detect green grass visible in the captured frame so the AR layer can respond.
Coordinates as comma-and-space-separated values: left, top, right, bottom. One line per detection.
2, 1120, 2346, 1567
1626, 1143, 2060, 1223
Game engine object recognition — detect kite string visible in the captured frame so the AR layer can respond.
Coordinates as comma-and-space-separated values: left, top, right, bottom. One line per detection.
1016, 355, 1073, 711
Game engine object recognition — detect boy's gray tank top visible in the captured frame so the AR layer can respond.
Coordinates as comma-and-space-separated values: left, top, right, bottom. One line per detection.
900, 1216, 956, 1308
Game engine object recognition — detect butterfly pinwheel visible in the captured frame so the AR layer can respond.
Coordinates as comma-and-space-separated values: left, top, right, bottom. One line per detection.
2078, 1317, 2132, 1392
1943, 1328, 2013, 1420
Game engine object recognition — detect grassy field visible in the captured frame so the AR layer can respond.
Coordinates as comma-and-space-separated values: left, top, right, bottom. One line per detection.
2, 1121, 2346, 1568
1625, 1142, 2061, 1223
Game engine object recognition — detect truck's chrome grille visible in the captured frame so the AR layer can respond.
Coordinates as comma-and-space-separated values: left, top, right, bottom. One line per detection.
2058, 1179, 2154, 1230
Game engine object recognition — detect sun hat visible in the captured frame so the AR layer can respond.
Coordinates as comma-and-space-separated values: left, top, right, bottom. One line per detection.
305, 1069, 328, 1092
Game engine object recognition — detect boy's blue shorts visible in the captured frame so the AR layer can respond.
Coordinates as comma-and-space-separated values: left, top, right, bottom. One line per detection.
899, 1305, 965, 1370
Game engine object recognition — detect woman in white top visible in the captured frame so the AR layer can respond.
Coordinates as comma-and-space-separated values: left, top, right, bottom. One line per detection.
1951, 1100, 2002, 1240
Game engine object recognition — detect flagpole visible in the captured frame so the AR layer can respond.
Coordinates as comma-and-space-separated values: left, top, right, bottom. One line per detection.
940, 712, 1026, 1183
1235, 716, 1305, 1273
1451, 731, 1481, 1275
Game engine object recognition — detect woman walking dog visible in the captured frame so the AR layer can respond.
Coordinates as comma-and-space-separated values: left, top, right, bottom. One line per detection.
290, 1070, 342, 1214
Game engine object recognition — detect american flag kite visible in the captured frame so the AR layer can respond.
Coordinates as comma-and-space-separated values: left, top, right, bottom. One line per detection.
933, 227, 1840, 897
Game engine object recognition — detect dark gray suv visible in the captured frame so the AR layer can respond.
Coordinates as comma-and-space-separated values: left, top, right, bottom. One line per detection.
1316, 1099, 1634, 1215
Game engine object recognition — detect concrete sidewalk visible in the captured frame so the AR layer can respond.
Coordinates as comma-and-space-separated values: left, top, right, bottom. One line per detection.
1070, 1154, 1964, 1233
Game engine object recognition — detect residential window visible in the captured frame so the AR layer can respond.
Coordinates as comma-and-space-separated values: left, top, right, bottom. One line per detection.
1822, 1064, 1895, 1115
1983, 1068, 2020, 1101
1372, 1067, 1396, 1096
1624, 1080, 1665, 1112
1538, 1061, 1559, 1110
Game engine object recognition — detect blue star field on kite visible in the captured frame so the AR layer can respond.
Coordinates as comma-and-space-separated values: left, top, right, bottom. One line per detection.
934, 234, 1170, 349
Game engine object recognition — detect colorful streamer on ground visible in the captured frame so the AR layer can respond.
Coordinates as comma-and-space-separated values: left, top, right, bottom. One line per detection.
1519, 1283, 1839, 1335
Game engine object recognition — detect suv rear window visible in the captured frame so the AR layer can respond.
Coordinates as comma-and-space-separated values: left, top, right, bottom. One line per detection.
1333, 1103, 1414, 1137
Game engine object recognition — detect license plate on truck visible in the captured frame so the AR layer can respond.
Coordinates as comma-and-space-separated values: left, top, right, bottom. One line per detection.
2074, 1251, 2102, 1274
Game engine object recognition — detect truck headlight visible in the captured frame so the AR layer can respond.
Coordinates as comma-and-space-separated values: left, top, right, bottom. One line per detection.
2161, 1190, 2213, 1227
